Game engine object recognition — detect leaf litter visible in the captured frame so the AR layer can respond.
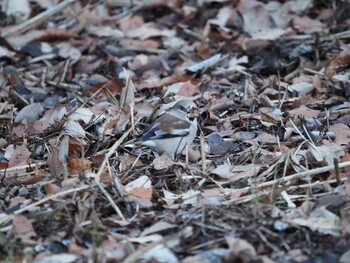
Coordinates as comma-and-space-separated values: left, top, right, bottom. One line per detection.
1, 0, 350, 262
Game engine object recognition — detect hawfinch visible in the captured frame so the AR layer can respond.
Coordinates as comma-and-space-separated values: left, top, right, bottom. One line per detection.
133, 100, 198, 158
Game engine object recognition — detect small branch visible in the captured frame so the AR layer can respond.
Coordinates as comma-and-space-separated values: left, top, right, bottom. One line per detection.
277, 161, 350, 186
223, 161, 350, 205
108, 46, 168, 55
0, 162, 46, 172
104, 4, 143, 21
2, 0, 78, 37
334, 158, 341, 186
107, 126, 134, 159
200, 130, 206, 174
46, 80, 82, 92
0, 185, 90, 225
96, 180, 126, 221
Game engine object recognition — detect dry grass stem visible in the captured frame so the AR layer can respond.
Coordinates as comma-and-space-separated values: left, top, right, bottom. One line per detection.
2, 0, 77, 37
0, 185, 90, 225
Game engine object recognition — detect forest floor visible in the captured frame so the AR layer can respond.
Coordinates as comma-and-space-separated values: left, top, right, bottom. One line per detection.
1, 0, 350, 262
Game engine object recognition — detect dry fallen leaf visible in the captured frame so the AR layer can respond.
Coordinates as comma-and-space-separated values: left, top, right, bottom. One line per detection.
12, 214, 36, 241
1, 1, 350, 261
15, 103, 44, 125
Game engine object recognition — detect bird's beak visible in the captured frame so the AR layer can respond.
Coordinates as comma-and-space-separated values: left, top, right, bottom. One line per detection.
188, 107, 199, 119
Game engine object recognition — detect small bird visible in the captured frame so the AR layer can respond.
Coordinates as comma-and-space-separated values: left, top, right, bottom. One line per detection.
131, 100, 198, 158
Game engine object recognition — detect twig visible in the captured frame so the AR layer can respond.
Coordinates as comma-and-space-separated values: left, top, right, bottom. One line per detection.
46, 80, 82, 92
106, 157, 133, 217
2, 0, 77, 37
304, 68, 324, 76
255, 229, 279, 252
0, 185, 90, 225
93, 126, 134, 220
29, 54, 56, 63
95, 154, 126, 221
10, 88, 29, 105
188, 237, 226, 251
278, 161, 350, 185
182, 28, 207, 42
280, 190, 296, 208
200, 130, 206, 174
60, 59, 71, 83
122, 239, 165, 263
257, 160, 350, 189
0, 115, 12, 120
194, 222, 227, 233
96, 180, 126, 221
334, 158, 341, 186
289, 131, 335, 143
108, 46, 168, 55
280, 191, 337, 201
107, 126, 134, 159
104, 4, 143, 21
223, 161, 350, 204
0, 162, 46, 172
288, 177, 346, 190
62, 84, 106, 123
186, 165, 226, 191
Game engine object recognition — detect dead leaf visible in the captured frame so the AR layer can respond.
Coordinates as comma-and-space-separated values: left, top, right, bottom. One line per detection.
4, 0, 31, 21
152, 153, 173, 170
64, 119, 86, 137
141, 221, 177, 236
329, 123, 350, 145
284, 206, 340, 236
15, 103, 44, 125
126, 22, 176, 40
141, 244, 179, 263
186, 54, 222, 73
12, 214, 36, 241
288, 105, 320, 119
291, 16, 324, 34
67, 158, 91, 174
47, 146, 64, 177
45, 182, 61, 195
125, 175, 153, 207
210, 164, 232, 179
287, 82, 314, 96
226, 236, 257, 261
339, 250, 350, 263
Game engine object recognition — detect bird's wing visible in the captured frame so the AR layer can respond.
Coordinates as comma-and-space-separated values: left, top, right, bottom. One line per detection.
136, 113, 191, 141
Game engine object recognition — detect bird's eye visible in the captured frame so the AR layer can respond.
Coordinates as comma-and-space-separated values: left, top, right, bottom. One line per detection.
179, 105, 187, 112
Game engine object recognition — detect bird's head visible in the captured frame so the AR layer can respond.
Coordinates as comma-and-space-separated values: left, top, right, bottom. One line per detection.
171, 100, 198, 119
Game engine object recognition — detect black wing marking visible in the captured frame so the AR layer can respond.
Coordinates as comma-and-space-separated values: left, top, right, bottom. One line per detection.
136, 114, 190, 141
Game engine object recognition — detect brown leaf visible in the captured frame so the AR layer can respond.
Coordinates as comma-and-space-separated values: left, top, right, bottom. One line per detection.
178, 79, 200, 97
3, 174, 45, 186
288, 105, 320, 119
120, 38, 159, 49
126, 22, 176, 40
138, 73, 191, 90
152, 153, 173, 170
291, 16, 324, 34
329, 123, 350, 145
29, 28, 79, 43
8, 144, 31, 169
12, 215, 36, 241
141, 221, 177, 236
67, 158, 92, 174
120, 67, 136, 108
125, 175, 153, 201
339, 250, 350, 263
226, 237, 257, 261
45, 182, 61, 195
47, 147, 64, 177
14, 103, 44, 125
